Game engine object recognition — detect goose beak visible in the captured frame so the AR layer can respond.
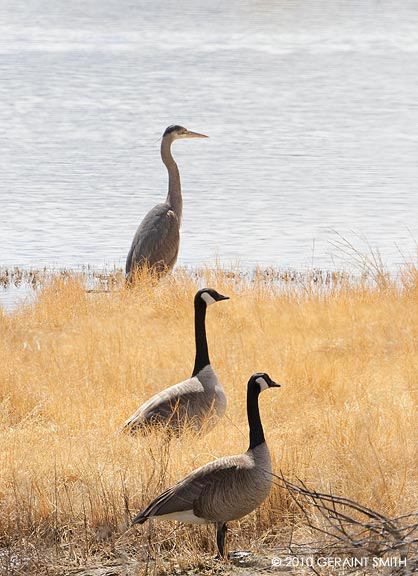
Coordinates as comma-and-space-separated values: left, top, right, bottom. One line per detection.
269, 380, 281, 388
185, 130, 209, 139
217, 294, 229, 301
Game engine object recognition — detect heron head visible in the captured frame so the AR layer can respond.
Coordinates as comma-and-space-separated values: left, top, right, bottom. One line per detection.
163, 125, 208, 140
250, 373, 281, 393
196, 288, 229, 307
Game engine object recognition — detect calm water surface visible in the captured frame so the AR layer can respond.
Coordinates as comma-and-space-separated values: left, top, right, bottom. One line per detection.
1, 0, 418, 303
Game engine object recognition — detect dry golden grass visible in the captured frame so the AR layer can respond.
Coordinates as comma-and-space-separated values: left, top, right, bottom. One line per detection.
0, 266, 417, 572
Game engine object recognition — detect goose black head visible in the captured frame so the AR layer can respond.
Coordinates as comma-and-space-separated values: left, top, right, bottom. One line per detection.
250, 372, 281, 393
195, 288, 229, 307
163, 125, 208, 140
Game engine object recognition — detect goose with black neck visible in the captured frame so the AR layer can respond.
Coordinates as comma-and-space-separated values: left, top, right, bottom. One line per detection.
123, 288, 229, 435
132, 372, 280, 558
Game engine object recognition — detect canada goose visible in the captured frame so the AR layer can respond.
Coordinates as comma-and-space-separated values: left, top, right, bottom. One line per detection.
123, 288, 229, 435
132, 372, 280, 557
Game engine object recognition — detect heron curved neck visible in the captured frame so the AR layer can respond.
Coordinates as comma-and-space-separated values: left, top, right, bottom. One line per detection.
247, 385, 265, 449
192, 301, 209, 377
161, 138, 182, 223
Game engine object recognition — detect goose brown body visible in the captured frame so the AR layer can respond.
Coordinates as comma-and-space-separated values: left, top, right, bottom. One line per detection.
132, 372, 280, 556
134, 442, 272, 525
124, 365, 227, 434
123, 289, 229, 436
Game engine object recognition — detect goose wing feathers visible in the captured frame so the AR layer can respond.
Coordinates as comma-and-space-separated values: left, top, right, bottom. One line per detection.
126, 203, 180, 274
124, 375, 211, 430
133, 453, 249, 523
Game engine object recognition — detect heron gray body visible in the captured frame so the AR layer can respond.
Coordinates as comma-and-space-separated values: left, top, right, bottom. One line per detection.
126, 125, 208, 281
126, 203, 180, 275
132, 372, 281, 557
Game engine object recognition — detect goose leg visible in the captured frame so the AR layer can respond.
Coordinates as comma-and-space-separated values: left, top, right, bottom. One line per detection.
216, 522, 227, 558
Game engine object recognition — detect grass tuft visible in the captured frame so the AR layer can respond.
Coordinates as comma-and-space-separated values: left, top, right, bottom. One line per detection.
0, 265, 417, 572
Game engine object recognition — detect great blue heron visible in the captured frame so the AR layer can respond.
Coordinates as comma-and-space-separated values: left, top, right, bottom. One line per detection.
126, 125, 208, 282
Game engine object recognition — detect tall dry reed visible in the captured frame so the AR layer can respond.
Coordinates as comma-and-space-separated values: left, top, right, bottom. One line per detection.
0, 267, 417, 569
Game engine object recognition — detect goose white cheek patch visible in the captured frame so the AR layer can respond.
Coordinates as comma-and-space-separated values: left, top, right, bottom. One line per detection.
201, 292, 216, 306
256, 376, 269, 391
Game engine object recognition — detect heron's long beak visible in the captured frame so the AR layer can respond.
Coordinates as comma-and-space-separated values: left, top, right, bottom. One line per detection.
185, 130, 209, 139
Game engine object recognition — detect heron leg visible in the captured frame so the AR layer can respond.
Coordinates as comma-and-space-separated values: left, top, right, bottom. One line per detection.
216, 522, 227, 558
